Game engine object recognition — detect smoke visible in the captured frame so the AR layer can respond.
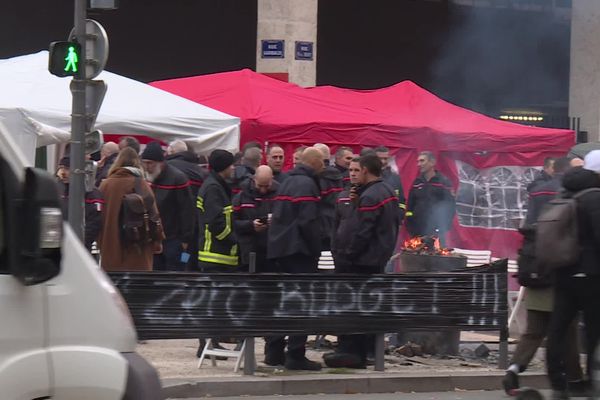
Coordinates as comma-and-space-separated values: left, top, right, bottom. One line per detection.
429, 4, 570, 115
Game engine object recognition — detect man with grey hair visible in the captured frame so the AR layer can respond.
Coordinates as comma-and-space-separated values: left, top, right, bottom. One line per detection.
334, 146, 354, 189
167, 139, 188, 155
405, 151, 455, 244
95, 141, 119, 187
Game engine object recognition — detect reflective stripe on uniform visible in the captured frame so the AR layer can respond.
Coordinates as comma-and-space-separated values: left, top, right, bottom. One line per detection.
216, 205, 233, 240
405, 211, 414, 217
198, 251, 238, 265
197, 197, 204, 211
399, 203, 407, 210
203, 225, 211, 252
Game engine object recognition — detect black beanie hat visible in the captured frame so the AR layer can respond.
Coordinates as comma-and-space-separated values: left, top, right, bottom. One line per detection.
209, 149, 234, 173
58, 156, 70, 168
141, 141, 165, 162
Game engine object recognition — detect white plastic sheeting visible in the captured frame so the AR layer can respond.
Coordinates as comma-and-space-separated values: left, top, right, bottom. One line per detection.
455, 160, 540, 230
0, 51, 240, 164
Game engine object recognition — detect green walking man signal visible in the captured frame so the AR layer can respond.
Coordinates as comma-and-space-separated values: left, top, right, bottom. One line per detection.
48, 41, 82, 77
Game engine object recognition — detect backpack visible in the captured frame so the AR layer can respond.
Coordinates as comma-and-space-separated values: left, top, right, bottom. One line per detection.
534, 188, 600, 273
517, 225, 552, 288
119, 177, 163, 249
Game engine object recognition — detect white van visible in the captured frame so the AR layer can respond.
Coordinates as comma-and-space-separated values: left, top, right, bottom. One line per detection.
0, 126, 162, 399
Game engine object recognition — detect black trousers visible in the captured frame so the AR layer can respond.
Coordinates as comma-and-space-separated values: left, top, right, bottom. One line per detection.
546, 275, 600, 391
264, 253, 319, 361
334, 264, 382, 362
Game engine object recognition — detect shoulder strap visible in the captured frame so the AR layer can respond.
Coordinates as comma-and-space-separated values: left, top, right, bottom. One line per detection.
572, 187, 600, 199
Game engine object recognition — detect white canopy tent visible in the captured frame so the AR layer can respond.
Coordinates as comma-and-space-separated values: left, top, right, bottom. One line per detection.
0, 51, 240, 164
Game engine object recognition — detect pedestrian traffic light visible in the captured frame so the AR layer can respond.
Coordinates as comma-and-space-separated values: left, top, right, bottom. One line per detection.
48, 41, 81, 77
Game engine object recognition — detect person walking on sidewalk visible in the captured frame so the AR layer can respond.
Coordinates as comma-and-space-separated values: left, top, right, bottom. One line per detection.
503, 157, 584, 397
545, 151, 600, 400
265, 147, 324, 371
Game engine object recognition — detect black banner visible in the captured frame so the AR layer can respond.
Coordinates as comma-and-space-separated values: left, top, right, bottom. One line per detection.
110, 272, 507, 340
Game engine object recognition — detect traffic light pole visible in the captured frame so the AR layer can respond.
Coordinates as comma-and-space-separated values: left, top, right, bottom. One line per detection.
68, 0, 87, 241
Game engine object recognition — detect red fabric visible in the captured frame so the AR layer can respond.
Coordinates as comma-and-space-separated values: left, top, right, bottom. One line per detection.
150, 69, 575, 266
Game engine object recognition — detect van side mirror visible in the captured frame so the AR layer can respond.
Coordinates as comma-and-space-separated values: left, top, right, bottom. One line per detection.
13, 168, 62, 285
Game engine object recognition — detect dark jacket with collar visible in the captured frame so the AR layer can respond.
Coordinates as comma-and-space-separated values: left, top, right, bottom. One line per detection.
60, 182, 104, 251
95, 152, 118, 188
232, 179, 279, 265
406, 171, 455, 237
149, 163, 195, 243
559, 167, 600, 277
197, 171, 238, 266
382, 167, 406, 223
525, 175, 563, 225
166, 151, 209, 197
267, 164, 322, 260
331, 188, 356, 270
527, 169, 553, 192
319, 165, 344, 249
345, 180, 400, 269
273, 170, 288, 184
334, 163, 351, 190
231, 164, 255, 195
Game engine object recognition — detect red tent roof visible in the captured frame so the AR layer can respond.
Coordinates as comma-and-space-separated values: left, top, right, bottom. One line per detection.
151, 69, 574, 153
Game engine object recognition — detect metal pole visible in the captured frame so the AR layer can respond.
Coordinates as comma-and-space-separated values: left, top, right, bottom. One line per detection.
68, 0, 87, 241
243, 252, 257, 375
375, 333, 385, 371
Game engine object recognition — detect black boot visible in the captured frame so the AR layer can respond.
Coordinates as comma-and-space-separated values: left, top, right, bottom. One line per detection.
323, 352, 366, 369
284, 356, 322, 371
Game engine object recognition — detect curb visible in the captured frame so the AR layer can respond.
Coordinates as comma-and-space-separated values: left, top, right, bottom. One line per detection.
163, 371, 549, 398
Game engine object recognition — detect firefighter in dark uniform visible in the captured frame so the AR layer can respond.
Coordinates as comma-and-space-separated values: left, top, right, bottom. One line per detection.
195, 149, 240, 357
266, 144, 288, 184
374, 146, 406, 220
166, 142, 209, 270
330, 158, 361, 271
231, 147, 262, 195
232, 165, 279, 272
324, 154, 400, 368
266, 147, 324, 371
197, 149, 239, 271
405, 151, 455, 245
333, 146, 354, 190
314, 143, 344, 251
56, 156, 104, 252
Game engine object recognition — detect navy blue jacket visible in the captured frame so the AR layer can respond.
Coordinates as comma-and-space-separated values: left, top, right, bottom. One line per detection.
267, 164, 322, 259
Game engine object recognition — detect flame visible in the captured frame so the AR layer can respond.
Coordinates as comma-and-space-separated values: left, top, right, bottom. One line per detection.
403, 235, 453, 256
403, 236, 423, 250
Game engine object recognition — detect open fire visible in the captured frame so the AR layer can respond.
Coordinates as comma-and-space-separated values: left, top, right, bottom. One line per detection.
402, 236, 453, 256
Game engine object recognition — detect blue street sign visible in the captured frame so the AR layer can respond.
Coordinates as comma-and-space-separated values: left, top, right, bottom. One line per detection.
261, 40, 285, 59
295, 41, 314, 61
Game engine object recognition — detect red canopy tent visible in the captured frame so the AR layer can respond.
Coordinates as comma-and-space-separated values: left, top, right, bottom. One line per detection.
151, 69, 574, 264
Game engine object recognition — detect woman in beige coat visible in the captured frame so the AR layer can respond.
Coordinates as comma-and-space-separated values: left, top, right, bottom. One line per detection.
99, 147, 164, 271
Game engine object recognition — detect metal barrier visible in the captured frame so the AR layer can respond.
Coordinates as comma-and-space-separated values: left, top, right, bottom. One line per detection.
110, 269, 509, 371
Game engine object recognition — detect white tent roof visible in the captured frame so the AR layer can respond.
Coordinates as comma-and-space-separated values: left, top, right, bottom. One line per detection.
0, 51, 240, 163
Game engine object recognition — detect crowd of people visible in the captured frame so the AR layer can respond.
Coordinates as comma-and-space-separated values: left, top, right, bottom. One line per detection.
57, 136, 457, 370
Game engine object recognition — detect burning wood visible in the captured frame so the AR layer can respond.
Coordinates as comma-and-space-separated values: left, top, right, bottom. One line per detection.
402, 235, 453, 256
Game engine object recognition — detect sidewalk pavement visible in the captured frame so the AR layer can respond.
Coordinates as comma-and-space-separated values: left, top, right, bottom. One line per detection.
136, 333, 549, 398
